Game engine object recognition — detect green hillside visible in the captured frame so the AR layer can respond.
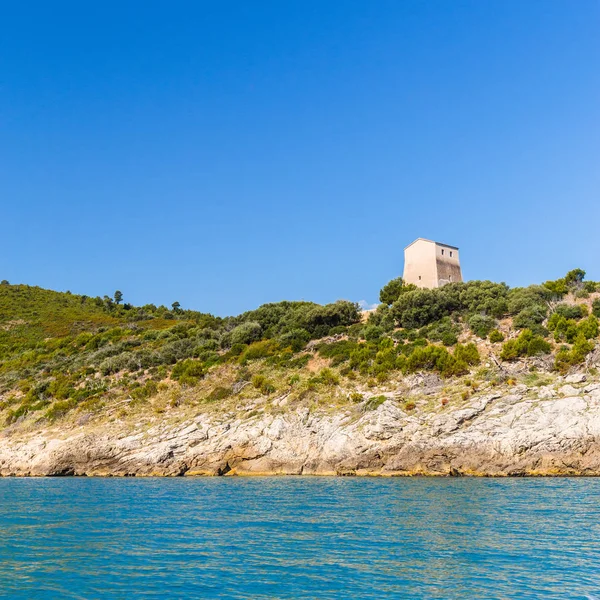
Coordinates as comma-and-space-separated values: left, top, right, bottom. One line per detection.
0, 270, 598, 428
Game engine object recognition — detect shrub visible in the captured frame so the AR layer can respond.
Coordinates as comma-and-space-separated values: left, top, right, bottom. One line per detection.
251, 374, 276, 394
507, 286, 552, 314
251, 374, 266, 389
468, 314, 496, 339
543, 269, 586, 297
229, 322, 262, 346
391, 288, 459, 329
512, 306, 547, 329
405, 345, 467, 377
206, 386, 232, 402
363, 325, 383, 342
489, 329, 505, 343
420, 317, 459, 346
301, 300, 361, 337
171, 359, 204, 385
554, 334, 595, 372
552, 303, 587, 320
367, 304, 396, 332
578, 315, 599, 340
459, 281, 509, 317
277, 328, 310, 352
239, 340, 279, 363
593, 299, 600, 318
548, 315, 578, 343
565, 268, 586, 287
379, 278, 416, 306
454, 343, 480, 365
543, 279, 568, 296
130, 380, 158, 402
500, 330, 551, 360
312, 368, 340, 386
349, 345, 375, 374
364, 395, 386, 411
45, 398, 79, 421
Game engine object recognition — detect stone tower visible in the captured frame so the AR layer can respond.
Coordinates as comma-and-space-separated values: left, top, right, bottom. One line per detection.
403, 238, 463, 289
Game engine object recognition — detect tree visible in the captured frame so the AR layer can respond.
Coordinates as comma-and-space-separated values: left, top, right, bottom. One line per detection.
114, 290, 123, 304
565, 269, 586, 287
0, 280, 8, 285
229, 321, 262, 345
172, 301, 181, 313
103, 295, 114, 311
379, 277, 416, 306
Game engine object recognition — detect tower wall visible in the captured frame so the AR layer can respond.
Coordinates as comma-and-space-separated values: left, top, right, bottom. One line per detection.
403, 238, 463, 288
403, 239, 439, 288
435, 245, 462, 286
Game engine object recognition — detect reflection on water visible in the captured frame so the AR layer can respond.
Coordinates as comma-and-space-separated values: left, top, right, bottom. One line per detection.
0, 477, 599, 598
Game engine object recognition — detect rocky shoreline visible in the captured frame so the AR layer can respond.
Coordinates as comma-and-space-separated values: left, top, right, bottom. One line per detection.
2, 374, 600, 477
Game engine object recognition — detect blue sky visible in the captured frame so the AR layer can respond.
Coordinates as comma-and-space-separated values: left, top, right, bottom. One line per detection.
1, 1, 599, 315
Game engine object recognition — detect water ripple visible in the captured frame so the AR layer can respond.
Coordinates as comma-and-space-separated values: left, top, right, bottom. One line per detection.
0, 477, 599, 598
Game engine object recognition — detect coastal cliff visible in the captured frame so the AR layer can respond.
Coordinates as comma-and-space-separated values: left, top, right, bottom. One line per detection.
2, 373, 600, 477
2, 276, 600, 477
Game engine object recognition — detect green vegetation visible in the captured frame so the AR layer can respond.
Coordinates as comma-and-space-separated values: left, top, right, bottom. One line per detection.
0, 268, 598, 426
500, 330, 552, 361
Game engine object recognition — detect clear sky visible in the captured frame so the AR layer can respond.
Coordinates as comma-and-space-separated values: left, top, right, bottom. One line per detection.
1, 1, 599, 316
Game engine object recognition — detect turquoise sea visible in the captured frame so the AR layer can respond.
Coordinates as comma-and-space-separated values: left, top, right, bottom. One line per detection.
0, 478, 599, 599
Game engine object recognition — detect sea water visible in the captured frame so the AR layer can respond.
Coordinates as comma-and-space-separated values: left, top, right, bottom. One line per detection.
0, 477, 599, 599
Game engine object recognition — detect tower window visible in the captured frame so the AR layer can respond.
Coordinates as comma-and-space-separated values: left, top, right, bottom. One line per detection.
418, 276, 422, 280
441, 249, 444, 255
450, 251, 453, 257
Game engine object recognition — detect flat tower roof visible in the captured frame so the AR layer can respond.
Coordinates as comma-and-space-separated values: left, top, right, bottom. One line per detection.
404, 238, 459, 251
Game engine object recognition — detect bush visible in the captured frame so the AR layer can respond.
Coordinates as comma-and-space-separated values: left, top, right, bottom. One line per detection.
512, 306, 547, 329
364, 395, 386, 411
405, 345, 467, 377
239, 340, 279, 363
552, 303, 587, 320
363, 325, 383, 342
489, 329, 505, 343
391, 288, 459, 329
578, 315, 599, 340
454, 343, 480, 366
379, 278, 416, 306
420, 317, 459, 346
277, 328, 310, 352
390, 281, 510, 330
554, 334, 595, 372
500, 330, 551, 361
312, 368, 340, 386
549, 314, 598, 343
130, 380, 158, 402
251, 374, 276, 395
458, 281, 509, 317
468, 314, 496, 339
367, 304, 396, 332
349, 344, 376, 374
507, 286, 552, 314
171, 359, 204, 385
299, 300, 361, 338
229, 322, 262, 346
206, 386, 232, 402
593, 299, 600, 318
318, 340, 359, 365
